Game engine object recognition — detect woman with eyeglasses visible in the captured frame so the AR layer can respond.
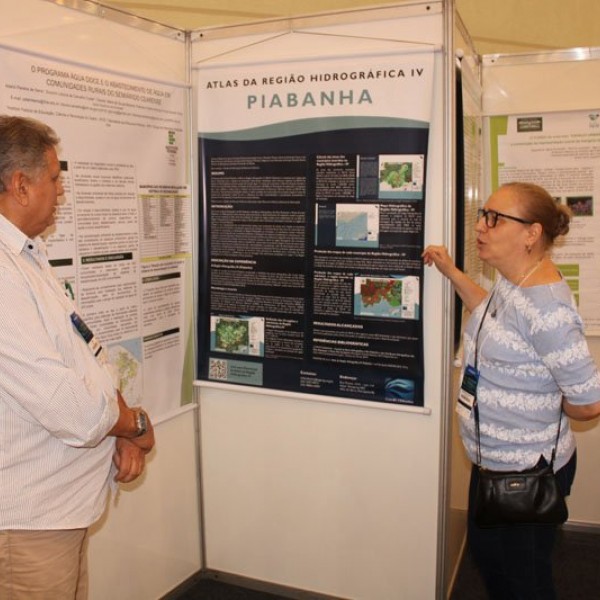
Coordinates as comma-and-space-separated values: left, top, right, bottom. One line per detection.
423, 182, 600, 599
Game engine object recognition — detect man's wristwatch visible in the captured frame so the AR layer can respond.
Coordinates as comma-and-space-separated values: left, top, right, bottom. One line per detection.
132, 407, 149, 437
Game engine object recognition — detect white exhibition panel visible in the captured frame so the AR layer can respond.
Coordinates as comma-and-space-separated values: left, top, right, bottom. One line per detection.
193, 5, 449, 598
192, 3, 443, 65
88, 408, 201, 600
0, 2, 202, 600
450, 11, 481, 519
199, 382, 443, 600
483, 50, 600, 117
443, 16, 484, 593
482, 51, 600, 526
1, 0, 187, 84
295, 3, 443, 48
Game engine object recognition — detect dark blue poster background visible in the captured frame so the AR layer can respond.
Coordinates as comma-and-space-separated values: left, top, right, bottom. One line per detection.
198, 121, 428, 406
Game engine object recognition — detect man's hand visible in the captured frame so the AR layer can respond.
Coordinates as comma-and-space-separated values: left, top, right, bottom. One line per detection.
113, 438, 147, 483
130, 419, 155, 454
108, 390, 156, 454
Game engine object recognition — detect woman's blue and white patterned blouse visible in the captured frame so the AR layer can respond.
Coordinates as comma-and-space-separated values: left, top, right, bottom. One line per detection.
461, 275, 600, 472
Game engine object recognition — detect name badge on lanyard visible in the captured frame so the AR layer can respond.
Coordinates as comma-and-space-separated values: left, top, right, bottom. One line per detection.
70, 312, 108, 365
457, 364, 479, 419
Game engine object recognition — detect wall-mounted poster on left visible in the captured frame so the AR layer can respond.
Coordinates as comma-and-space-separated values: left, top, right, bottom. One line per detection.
0, 46, 193, 420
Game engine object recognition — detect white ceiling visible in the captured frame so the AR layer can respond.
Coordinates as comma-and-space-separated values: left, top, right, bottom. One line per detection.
98, 0, 600, 55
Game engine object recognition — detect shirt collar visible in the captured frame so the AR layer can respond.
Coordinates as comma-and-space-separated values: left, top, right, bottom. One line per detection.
0, 213, 42, 256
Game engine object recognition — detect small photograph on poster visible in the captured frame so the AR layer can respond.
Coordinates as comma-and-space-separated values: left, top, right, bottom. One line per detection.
353, 275, 420, 320
566, 195, 594, 217
335, 203, 379, 248
377, 154, 425, 200
210, 315, 265, 356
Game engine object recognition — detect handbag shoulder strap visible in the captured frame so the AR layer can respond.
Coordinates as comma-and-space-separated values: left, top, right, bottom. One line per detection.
473, 292, 494, 467
549, 408, 563, 467
475, 402, 563, 469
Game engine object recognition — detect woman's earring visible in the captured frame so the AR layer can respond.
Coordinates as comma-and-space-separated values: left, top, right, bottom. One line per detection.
526, 244, 532, 254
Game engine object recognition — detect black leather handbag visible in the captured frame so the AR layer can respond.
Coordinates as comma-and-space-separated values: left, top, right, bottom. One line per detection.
474, 450, 568, 528
473, 404, 568, 528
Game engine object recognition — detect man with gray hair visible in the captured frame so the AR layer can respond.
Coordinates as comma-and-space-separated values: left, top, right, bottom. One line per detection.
0, 115, 155, 599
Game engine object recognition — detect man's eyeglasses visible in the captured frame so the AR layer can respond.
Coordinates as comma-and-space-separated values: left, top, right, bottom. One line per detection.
476, 208, 534, 228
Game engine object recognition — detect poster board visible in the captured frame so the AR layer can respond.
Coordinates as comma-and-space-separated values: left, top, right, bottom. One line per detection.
192, 3, 452, 598
0, 1, 201, 599
483, 49, 600, 525
488, 109, 600, 334
196, 49, 434, 408
0, 45, 193, 419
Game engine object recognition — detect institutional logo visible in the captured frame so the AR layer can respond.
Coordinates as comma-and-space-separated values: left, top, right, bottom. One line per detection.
166, 130, 179, 165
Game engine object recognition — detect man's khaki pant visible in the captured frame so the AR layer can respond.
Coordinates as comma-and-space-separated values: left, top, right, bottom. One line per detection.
0, 529, 88, 600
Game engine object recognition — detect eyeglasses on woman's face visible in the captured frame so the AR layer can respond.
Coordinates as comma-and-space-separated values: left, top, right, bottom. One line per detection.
476, 208, 534, 229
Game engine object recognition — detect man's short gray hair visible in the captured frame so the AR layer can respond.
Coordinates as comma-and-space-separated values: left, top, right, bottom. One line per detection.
0, 115, 60, 193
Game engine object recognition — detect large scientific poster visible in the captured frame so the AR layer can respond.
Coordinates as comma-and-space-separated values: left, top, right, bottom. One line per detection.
490, 109, 600, 334
0, 46, 193, 419
196, 51, 433, 406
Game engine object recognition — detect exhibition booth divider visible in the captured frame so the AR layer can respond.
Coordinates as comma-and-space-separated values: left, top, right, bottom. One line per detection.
481, 48, 600, 526
191, 4, 455, 600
